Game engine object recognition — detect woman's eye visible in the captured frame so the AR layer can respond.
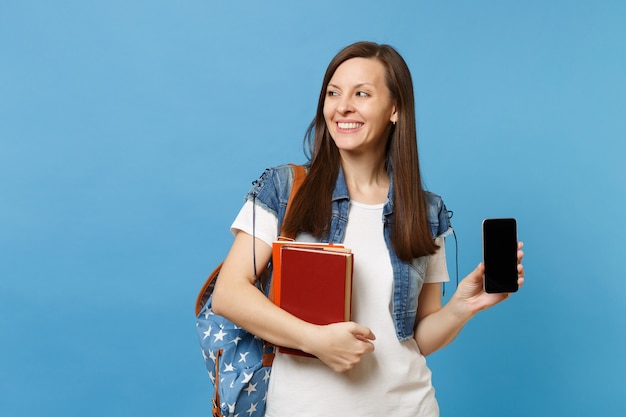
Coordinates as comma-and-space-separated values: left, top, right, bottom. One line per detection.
356, 91, 370, 97
327, 90, 339, 97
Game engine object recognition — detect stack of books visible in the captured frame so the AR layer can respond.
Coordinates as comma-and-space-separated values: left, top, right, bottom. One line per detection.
271, 240, 354, 356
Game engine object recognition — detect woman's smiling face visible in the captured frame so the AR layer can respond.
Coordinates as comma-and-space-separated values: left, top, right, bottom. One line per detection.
323, 57, 398, 157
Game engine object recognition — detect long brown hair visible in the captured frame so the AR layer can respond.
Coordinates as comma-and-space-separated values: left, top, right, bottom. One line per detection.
283, 41, 438, 261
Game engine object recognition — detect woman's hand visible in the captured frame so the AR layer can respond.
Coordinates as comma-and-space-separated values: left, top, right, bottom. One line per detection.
302, 322, 376, 373
453, 242, 525, 319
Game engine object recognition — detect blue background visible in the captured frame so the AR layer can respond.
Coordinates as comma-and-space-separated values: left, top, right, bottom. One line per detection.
1, 1, 625, 416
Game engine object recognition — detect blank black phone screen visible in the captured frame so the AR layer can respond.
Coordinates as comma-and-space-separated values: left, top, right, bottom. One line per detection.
482, 218, 518, 293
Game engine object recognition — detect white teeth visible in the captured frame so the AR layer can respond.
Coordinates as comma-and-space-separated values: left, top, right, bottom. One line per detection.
338, 122, 362, 129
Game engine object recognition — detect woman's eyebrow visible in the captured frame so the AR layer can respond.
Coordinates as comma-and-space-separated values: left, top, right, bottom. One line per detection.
327, 82, 374, 89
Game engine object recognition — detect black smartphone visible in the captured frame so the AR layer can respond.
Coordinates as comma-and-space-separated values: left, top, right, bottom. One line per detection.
482, 218, 519, 293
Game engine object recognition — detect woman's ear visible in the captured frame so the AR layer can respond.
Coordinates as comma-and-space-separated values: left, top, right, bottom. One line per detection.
390, 106, 398, 124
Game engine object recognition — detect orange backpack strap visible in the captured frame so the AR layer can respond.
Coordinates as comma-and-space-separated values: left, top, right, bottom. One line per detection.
284, 163, 306, 236
194, 262, 222, 317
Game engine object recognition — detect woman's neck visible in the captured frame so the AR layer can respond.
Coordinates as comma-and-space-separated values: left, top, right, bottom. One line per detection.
340, 155, 390, 205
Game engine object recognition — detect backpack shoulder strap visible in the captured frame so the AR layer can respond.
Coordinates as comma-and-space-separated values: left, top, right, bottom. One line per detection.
282, 164, 306, 238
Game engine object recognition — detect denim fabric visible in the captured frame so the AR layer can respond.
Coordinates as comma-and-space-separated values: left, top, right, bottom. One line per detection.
246, 164, 452, 341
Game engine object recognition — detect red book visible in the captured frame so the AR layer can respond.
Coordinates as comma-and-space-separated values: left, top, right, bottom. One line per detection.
273, 244, 353, 356
271, 240, 345, 305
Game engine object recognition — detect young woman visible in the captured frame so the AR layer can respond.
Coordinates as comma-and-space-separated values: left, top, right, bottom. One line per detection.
212, 41, 524, 417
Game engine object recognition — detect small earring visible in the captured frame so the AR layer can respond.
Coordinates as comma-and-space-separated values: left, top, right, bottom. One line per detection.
392, 120, 397, 125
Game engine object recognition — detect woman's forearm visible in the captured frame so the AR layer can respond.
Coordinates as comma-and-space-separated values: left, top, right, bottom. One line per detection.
211, 248, 318, 353
414, 296, 474, 356
415, 261, 523, 356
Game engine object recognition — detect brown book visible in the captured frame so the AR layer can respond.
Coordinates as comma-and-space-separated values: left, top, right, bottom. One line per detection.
272, 243, 353, 356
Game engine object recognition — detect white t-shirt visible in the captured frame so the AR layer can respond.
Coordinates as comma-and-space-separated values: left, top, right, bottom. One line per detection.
231, 200, 449, 417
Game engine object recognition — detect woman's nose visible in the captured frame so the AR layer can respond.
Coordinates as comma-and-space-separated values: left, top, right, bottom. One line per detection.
337, 95, 354, 114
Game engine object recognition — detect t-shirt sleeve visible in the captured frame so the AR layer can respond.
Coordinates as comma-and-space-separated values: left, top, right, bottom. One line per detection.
424, 237, 450, 283
230, 200, 279, 248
